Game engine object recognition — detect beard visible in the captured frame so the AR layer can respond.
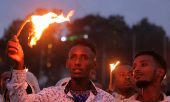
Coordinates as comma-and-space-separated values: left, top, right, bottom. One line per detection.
136, 80, 150, 88
117, 85, 134, 93
123, 87, 134, 93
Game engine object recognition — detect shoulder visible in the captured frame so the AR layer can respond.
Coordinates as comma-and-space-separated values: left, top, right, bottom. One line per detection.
40, 86, 64, 94
95, 87, 115, 101
164, 94, 170, 101
123, 93, 139, 102
167, 96, 170, 101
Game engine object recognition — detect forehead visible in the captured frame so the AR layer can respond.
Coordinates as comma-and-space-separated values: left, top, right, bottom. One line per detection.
134, 55, 154, 63
115, 65, 133, 73
69, 44, 94, 56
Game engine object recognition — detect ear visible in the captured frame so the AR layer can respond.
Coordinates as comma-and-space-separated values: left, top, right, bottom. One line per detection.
66, 59, 69, 69
93, 60, 99, 70
157, 68, 165, 77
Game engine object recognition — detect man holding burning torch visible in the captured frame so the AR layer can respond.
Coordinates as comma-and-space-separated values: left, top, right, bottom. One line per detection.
114, 64, 135, 102
125, 50, 170, 102
5, 36, 115, 102
106, 64, 136, 102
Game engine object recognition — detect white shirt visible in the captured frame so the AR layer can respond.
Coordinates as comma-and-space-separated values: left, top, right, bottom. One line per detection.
6, 69, 115, 102
123, 92, 170, 102
113, 93, 126, 102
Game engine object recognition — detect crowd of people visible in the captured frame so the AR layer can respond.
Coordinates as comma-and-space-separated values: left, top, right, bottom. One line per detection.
0, 35, 169, 102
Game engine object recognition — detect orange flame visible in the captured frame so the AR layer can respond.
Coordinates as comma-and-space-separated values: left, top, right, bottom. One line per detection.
164, 75, 166, 79
110, 61, 120, 72
26, 10, 74, 47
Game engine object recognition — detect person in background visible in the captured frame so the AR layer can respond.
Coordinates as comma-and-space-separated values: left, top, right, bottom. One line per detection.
3, 71, 40, 102
106, 64, 135, 102
0, 72, 11, 94
125, 50, 170, 101
89, 69, 103, 89
55, 77, 71, 86
25, 71, 41, 94
6, 36, 115, 102
0, 71, 11, 102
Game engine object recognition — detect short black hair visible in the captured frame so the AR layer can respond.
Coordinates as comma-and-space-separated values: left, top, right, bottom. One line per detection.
69, 38, 98, 60
134, 49, 167, 80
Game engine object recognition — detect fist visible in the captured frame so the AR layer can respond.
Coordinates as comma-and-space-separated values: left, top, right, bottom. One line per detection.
5, 35, 24, 70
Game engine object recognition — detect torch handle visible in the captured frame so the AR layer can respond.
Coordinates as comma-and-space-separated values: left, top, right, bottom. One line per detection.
16, 19, 30, 38
109, 71, 112, 86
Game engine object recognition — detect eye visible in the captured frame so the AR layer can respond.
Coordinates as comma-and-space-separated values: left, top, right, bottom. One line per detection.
82, 56, 88, 60
141, 63, 148, 67
82, 57, 87, 60
119, 74, 124, 77
70, 56, 75, 60
129, 73, 133, 76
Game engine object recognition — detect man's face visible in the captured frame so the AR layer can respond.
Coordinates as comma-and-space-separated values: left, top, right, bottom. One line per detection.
66, 44, 98, 80
133, 55, 157, 88
114, 65, 135, 91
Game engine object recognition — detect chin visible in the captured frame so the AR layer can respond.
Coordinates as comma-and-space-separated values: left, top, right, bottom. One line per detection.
136, 80, 150, 88
72, 75, 83, 80
124, 86, 133, 90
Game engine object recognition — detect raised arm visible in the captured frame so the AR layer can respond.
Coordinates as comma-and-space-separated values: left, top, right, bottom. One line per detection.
5, 35, 48, 102
5, 35, 24, 70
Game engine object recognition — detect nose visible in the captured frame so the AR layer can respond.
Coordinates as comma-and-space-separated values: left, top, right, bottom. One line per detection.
134, 66, 141, 73
75, 57, 81, 66
125, 74, 130, 79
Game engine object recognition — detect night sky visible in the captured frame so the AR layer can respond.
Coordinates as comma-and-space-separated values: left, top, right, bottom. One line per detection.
0, 0, 169, 38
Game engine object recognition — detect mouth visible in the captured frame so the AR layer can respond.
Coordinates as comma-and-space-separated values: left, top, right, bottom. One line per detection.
135, 73, 143, 79
73, 68, 82, 73
124, 81, 131, 85
74, 69, 82, 73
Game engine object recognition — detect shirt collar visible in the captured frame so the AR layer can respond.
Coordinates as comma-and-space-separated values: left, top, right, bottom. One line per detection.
135, 92, 170, 102
64, 80, 98, 96
114, 93, 126, 100
162, 92, 170, 102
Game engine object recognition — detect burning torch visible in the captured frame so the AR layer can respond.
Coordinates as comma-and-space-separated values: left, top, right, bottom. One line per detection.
109, 61, 120, 91
16, 10, 74, 47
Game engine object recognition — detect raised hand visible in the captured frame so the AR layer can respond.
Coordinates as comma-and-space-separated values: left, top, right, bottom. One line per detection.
5, 35, 24, 70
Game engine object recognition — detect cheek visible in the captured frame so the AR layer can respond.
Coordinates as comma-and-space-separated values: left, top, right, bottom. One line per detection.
116, 78, 124, 85
83, 61, 93, 68
67, 61, 75, 67
143, 68, 155, 80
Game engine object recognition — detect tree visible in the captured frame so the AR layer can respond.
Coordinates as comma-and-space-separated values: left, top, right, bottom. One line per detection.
132, 18, 166, 55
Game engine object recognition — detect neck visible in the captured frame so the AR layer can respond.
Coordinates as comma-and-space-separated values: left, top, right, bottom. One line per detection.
117, 88, 134, 98
140, 82, 163, 101
70, 78, 90, 90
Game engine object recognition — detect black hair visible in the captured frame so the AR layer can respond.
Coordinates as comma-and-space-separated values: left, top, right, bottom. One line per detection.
69, 38, 98, 60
